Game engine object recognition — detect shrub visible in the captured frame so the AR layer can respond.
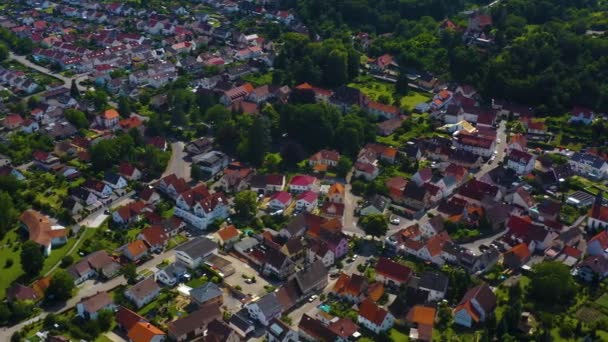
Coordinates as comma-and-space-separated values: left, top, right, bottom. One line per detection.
4, 258, 13, 268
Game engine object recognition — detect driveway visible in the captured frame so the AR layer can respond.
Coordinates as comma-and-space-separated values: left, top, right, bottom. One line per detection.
162, 142, 191, 181
219, 254, 273, 299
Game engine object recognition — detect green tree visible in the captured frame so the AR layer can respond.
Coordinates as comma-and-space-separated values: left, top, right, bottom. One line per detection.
0, 42, 8, 61
262, 153, 282, 173
528, 261, 577, 309
46, 269, 75, 302
20, 241, 44, 278
70, 79, 79, 99
191, 164, 205, 182
395, 71, 409, 96
0, 302, 11, 324
234, 190, 258, 220
64, 109, 89, 129
359, 214, 388, 238
0, 191, 17, 235
117, 96, 132, 118
121, 263, 138, 284
246, 116, 271, 166
325, 49, 348, 87
336, 156, 353, 178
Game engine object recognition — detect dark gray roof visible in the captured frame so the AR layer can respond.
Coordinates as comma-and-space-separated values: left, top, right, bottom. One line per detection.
104, 172, 123, 185
190, 282, 222, 304
250, 292, 282, 317
417, 271, 449, 293
295, 260, 327, 294
267, 317, 293, 339
175, 237, 217, 259
163, 262, 187, 276
230, 309, 255, 332
571, 152, 607, 169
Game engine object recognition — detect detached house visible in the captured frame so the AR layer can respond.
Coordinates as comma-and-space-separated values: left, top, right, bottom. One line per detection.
569, 106, 595, 125
125, 277, 161, 308
289, 175, 318, 193
138, 225, 169, 252
295, 191, 318, 212
308, 150, 340, 171
175, 237, 217, 269
375, 257, 413, 287
507, 149, 535, 175
20, 210, 67, 256
269, 191, 292, 211
453, 283, 497, 328
357, 299, 395, 334
123, 240, 149, 262
77, 292, 116, 320
569, 152, 608, 179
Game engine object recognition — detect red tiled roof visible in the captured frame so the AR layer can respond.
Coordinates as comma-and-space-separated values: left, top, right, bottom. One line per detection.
217, 225, 239, 241
375, 257, 412, 283
358, 299, 390, 326
140, 225, 168, 247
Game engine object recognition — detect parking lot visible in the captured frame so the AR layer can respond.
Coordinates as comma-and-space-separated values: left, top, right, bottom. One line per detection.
220, 253, 275, 298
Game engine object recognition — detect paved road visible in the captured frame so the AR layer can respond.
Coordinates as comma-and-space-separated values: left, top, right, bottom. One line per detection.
476, 120, 507, 179
8, 52, 89, 92
162, 141, 191, 182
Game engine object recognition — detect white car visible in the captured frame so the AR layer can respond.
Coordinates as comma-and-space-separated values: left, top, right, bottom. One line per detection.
308, 295, 318, 302
389, 216, 400, 225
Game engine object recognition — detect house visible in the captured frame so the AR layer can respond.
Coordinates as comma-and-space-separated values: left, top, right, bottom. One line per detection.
250, 174, 286, 194
588, 193, 608, 230
246, 292, 283, 326
359, 195, 390, 216
294, 260, 328, 295
190, 282, 223, 307
215, 225, 240, 249
307, 240, 335, 268
507, 149, 536, 175
119, 163, 142, 181
289, 175, 318, 193
512, 187, 536, 211
587, 230, 608, 257
84, 179, 113, 198
569, 152, 608, 179
127, 321, 166, 342
192, 151, 230, 177
295, 191, 318, 212
354, 161, 379, 181
298, 314, 338, 341
20, 210, 68, 256
76, 292, 116, 320
116, 306, 146, 333
97, 108, 120, 129
113, 201, 147, 225
331, 273, 369, 303
104, 172, 128, 190
6, 284, 39, 303
357, 299, 395, 334
375, 257, 413, 287
82, 250, 120, 280
413, 271, 449, 302
330, 86, 370, 112
175, 237, 217, 269
268, 191, 292, 211
406, 306, 436, 342
220, 83, 255, 105
154, 261, 187, 286
67, 258, 97, 285
576, 255, 608, 282
267, 317, 298, 342
508, 134, 527, 152
21, 119, 40, 134
569, 106, 595, 125
138, 225, 169, 252
2, 113, 24, 130
220, 166, 253, 193
453, 132, 496, 157
412, 167, 433, 186
123, 240, 149, 262
328, 183, 346, 204
503, 243, 532, 270
453, 283, 497, 327
308, 150, 340, 169
32, 151, 60, 171
263, 248, 294, 280
168, 303, 221, 342
198, 319, 237, 342
367, 101, 401, 120
125, 277, 161, 308
139, 188, 161, 204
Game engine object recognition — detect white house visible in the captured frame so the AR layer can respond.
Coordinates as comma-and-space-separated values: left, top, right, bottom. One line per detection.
76, 292, 116, 320
125, 277, 161, 308
295, 191, 317, 212
288, 175, 318, 193
453, 284, 497, 328
569, 152, 608, 179
268, 191, 292, 211
357, 299, 394, 334
246, 293, 283, 326
506, 149, 536, 175
174, 237, 217, 269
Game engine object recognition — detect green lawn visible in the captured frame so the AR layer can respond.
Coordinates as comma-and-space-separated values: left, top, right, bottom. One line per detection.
400, 91, 432, 111
390, 327, 409, 341
348, 76, 397, 104
0, 230, 25, 299
595, 293, 608, 311
95, 336, 114, 342
242, 72, 273, 87
167, 235, 188, 250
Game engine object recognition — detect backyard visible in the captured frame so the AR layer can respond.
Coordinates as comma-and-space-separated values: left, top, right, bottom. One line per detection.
1, 60, 63, 90
348, 75, 431, 112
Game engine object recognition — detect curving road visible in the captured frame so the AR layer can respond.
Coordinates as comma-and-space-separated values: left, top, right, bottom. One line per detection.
9, 52, 89, 92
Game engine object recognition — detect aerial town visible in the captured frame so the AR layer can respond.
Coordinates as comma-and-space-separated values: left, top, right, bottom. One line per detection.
0, 0, 607, 341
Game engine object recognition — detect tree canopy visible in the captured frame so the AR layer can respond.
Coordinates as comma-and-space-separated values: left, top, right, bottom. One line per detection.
528, 261, 577, 309
359, 214, 388, 238
20, 240, 44, 278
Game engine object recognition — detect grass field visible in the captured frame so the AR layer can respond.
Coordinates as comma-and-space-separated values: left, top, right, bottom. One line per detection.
0, 230, 25, 299
242, 72, 273, 87
390, 327, 409, 341
596, 293, 608, 311
400, 91, 432, 111
348, 75, 397, 103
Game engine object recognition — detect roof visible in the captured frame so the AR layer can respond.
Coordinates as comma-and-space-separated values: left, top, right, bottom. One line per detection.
328, 182, 345, 196
175, 237, 217, 259
267, 318, 293, 339
125, 240, 148, 258
250, 292, 282, 317
296, 190, 317, 203
417, 271, 449, 293
298, 314, 338, 341
102, 108, 119, 120
128, 322, 165, 342
358, 299, 390, 326
116, 306, 145, 331
205, 319, 236, 342
126, 277, 160, 302
190, 282, 222, 304
453, 284, 497, 322
20, 209, 67, 248
168, 303, 221, 338
217, 225, 240, 242
294, 260, 327, 293
140, 225, 168, 247
406, 305, 436, 326
328, 317, 359, 338
79, 291, 113, 313
375, 257, 412, 283
505, 243, 531, 263
590, 230, 608, 249
270, 191, 291, 205
290, 175, 316, 186
7, 284, 38, 302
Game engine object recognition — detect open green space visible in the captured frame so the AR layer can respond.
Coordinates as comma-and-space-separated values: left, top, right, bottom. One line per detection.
0, 229, 25, 299
399, 91, 432, 112
242, 72, 273, 87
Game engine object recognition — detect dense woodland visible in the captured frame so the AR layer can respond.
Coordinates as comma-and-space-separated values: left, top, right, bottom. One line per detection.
276, 0, 608, 113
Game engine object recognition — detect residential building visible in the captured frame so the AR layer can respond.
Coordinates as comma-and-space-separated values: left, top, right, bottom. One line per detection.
76, 292, 116, 320
123, 240, 149, 262
569, 152, 608, 179
167, 303, 221, 341
267, 317, 298, 342
174, 237, 217, 269
357, 299, 395, 334
20, 210, 67, 256
246, 292, 283, 326
507, 149, 535, 175
453, 283, 497, 327
190, 282, 223, 307
125, 277, 161, 308
154, 262, 187, 287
